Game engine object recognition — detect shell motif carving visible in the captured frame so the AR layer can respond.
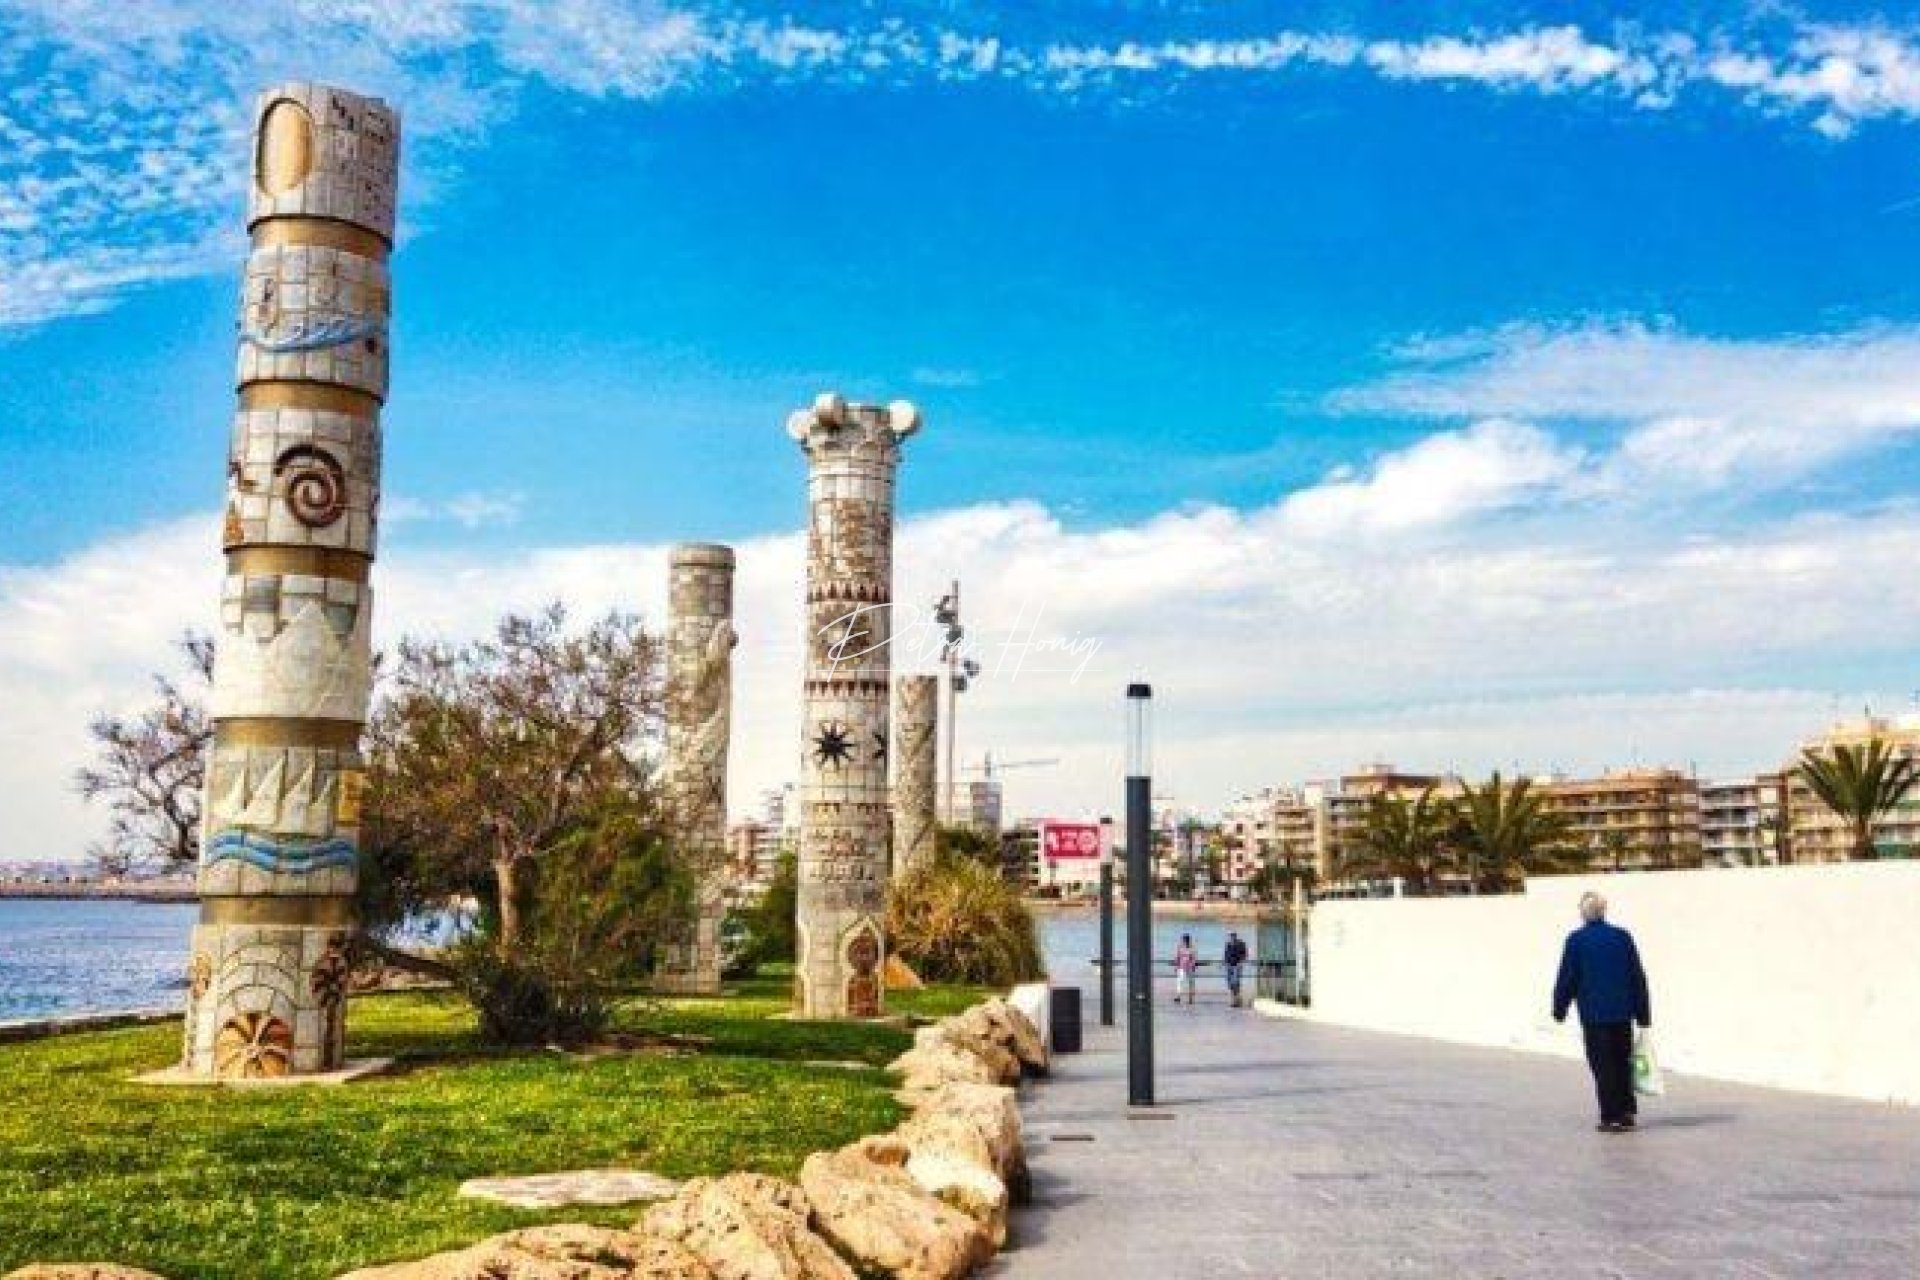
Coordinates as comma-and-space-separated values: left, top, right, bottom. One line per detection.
214, 1011, 295, 1078
274, 444, 347, 528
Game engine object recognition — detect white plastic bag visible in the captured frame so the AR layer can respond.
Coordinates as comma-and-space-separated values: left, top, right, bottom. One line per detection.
1632, 1027, 1665, 1097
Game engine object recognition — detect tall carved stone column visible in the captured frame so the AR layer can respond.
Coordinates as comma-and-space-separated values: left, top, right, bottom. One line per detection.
659, 543, 736, 995
788, 393, 920, 1018
182, 83, 398, 1078
892, 675, 939, 878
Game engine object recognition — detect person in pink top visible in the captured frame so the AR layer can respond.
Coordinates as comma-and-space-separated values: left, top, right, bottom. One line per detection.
1172, 934, 1198, 1004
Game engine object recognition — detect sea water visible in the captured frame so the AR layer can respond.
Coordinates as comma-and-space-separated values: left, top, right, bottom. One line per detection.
0, 899, 197, 1023
0, 897, 1244, 1023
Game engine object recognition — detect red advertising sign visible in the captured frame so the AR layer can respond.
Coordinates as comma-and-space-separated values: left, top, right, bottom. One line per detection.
1041, 822, 1102, 861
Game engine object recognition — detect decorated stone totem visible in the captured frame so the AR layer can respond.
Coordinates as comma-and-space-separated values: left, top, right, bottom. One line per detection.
892, 674, 939, 878
182, 83, 398, 1078
658, 543, 737, 995
787, 393, 920, 1018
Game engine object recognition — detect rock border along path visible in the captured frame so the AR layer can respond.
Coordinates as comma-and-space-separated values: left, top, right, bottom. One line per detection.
989, 977, 1920, 1280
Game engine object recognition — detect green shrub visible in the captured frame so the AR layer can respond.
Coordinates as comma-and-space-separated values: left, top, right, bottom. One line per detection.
452, 805, 687, 1045
886, 851, 1044, 985
737, 847, 798, 970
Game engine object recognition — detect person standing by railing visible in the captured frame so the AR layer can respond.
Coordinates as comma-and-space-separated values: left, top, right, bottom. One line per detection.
1173, 933, 1198, 1004
1223, 931, 1248, 1008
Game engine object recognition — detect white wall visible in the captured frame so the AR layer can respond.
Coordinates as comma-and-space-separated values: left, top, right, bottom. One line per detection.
1308, 862, 1920, 1105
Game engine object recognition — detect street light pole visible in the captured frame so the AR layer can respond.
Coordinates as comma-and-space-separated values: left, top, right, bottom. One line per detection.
1125, 682, 1155, 1106
1098, 821, 1115, 1027
934, 581, 981, 826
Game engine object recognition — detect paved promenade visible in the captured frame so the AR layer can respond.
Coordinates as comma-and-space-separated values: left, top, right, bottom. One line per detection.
993, 984, 1920, 1279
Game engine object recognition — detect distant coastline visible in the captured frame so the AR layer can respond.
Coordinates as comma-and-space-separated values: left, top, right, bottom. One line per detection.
0, 879, 195, 903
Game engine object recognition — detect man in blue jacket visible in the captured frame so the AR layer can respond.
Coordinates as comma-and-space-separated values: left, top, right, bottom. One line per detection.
1552, 891, 1652, 1133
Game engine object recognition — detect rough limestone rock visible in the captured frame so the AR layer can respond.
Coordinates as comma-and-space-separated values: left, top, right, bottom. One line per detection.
979, 998, 1048, 1075
890, 1037, 999, 1106
799, 1136, 991, 1280
941, 1011, 1020, 1083
898, 1079, 1028, 1234
457, 1167, 682, 1209
953, 1000, 1046, 1077
333, 1224, 712, 1280
897, 1136, 1008, 1247
4, 1269, 169, 1280
642, 1173, 854, 1280
900, 1081, 1024, 1182
913, 1022, 1019, 1087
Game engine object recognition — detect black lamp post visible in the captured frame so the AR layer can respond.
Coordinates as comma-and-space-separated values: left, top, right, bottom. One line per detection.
1125, 682, 1154, 1106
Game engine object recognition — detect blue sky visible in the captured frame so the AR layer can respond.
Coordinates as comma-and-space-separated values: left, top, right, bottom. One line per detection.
6, 1, 1920, 857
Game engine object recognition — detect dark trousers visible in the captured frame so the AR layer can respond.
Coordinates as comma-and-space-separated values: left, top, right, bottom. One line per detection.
1582, 1020, 1636, 1124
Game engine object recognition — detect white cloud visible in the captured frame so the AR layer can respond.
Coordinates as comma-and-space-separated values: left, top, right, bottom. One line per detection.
6, 9, 1920, 326
1041, 33, 1357, 77
1340, 322, 1920, 491
1363, 26, 1654, 95
1276, 418, 1583, 537
1704, 25, 1920, 137
910, 366, 984, 389
11, 478, 1920, 862
384, 491, 526, 529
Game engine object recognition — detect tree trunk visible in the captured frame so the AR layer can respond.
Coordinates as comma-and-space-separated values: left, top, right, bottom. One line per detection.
494, 856, 524, 956
355, 934, 458, 983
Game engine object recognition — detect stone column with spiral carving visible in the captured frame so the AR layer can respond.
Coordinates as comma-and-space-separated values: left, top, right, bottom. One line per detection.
788, 393, 920, 1018
892, 675, 939, 879
181, 83, 398, 1078
658, 543, 736, 995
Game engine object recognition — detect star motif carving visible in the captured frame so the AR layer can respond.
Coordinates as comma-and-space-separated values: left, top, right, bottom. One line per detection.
872, 730, 889, 767
812, 722, 855, 770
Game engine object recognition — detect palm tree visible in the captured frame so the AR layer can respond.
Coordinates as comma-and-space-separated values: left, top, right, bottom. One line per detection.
1247, 859, 1314, 904
1594, 829, 1633, 873
1455, 771, 1578, 893
1796, 738, 1920, 862
1340, 788, 1456, 895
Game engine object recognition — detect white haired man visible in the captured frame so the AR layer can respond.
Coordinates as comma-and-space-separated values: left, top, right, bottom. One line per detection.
1552, 891, 1652, 1133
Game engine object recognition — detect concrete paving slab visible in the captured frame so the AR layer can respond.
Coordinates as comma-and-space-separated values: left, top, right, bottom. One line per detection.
993, 984, 1920, 1279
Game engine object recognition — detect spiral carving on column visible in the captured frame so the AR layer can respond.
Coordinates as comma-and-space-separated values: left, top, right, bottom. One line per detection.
274, 444, 347, 528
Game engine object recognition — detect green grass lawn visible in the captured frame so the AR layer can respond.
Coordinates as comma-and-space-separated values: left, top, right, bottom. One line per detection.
0, 976, 985, 1280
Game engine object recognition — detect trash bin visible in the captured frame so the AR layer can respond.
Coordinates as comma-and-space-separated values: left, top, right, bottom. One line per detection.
1050, 985, 1082, 1054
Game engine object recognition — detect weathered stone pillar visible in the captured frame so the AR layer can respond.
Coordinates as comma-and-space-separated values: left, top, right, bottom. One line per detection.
658, 543, 737, 995
892, 675, 939, 878
182, 83, 398, 1078
788, 393, 920, 1018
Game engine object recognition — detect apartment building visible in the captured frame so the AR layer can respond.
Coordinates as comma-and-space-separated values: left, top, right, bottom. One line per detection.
726, 820, 792, 890
1000, 821, 1043, 892
1700, 775, 1789, 866
1220, 787, 1318, 886
963, 778, 1004, 834
1541, 768, 1703, 870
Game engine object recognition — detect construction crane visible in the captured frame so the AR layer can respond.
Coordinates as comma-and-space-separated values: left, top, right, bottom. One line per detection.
963, 752, 1061, 780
